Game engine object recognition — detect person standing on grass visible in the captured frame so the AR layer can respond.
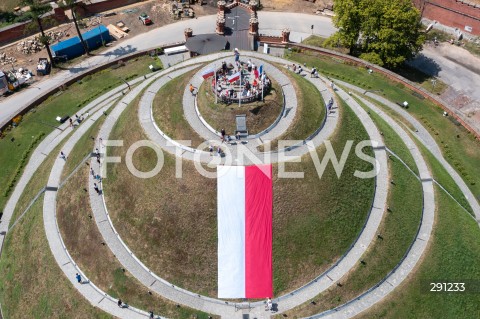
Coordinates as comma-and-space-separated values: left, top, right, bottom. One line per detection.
75, 273, 82, 283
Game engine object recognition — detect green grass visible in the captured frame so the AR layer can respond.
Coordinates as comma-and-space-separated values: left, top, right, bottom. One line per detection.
275, 96, 423, 317
357, 186, 480, 319
360, 95, 473, 214
0, 55, 160, 212
0, 144, 111, 318
302, 35, 328, 48
414, 135, 473, 215
152, 68, 204, 147
285, 51, 480, 201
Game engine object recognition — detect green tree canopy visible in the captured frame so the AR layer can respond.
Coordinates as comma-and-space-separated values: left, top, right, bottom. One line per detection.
328, 0, 425, 68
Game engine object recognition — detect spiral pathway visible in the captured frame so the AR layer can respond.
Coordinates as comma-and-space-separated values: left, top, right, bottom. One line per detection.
6, 50, 478, 319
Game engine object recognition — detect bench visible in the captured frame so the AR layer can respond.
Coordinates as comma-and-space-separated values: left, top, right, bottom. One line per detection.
164, 45, 188, 56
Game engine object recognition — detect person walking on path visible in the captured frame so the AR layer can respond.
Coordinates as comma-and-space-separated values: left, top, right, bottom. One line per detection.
209, 145, 213, 156
75, 273, 82, 283
93, 183, 100, 195
221, 128, 226, 143
96, 153, 101, 164
189, 84, 195, 96
69, 118, 73, 128
60, 151, 67, 160
90, 167, 95, 177
117, 299, 123, 308
234, 48, 240, 63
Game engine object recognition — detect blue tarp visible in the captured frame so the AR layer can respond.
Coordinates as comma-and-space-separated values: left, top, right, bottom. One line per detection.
51, 25, 110, 60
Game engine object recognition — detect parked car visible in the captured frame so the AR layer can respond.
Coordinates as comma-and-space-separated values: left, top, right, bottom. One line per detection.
139, 13, 152, 25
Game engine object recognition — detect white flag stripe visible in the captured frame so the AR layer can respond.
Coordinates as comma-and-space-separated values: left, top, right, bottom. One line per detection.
217, 166, 246, 298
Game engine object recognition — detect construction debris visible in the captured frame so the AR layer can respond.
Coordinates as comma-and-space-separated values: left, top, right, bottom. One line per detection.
16, 31, 66, 55
0, 52, 17, 66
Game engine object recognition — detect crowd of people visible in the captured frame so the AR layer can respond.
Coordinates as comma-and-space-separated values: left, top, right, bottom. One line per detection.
210, 52, 272, 104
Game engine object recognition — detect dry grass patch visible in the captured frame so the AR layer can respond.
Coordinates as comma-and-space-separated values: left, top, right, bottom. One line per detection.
152, 68, 205, 147
57, 168, 215, 319
56, 96, 216, 318
196, 78, 284, 135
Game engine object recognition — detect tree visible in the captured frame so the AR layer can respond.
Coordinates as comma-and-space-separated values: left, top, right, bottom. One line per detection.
325, 0, 362, 55
59, 0, 89, 55
23, 0, 55, 67
328, 0, 424, 68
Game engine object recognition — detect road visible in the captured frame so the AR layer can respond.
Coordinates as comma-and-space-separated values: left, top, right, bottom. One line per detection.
409, 43, 480, 133
0, 11, 479, 135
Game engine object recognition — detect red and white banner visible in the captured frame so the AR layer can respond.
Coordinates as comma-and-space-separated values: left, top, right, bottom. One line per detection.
201, 68, 215, 79
227, 71, 241, 83
217, 165, 273, 299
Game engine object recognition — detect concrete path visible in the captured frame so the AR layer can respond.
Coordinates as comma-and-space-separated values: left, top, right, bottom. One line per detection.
336, 80, 480, 222
42, 103, 153, 319
307, 93, 436, 319
0, 84, 123, 254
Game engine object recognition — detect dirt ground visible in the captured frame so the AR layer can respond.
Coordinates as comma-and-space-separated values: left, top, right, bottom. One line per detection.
260, 0, 332, 12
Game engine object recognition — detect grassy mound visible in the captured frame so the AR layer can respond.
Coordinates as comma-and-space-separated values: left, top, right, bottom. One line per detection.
104, 85, 374, 297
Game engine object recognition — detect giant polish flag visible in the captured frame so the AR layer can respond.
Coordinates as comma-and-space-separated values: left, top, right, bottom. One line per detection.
217, 165, 273, 299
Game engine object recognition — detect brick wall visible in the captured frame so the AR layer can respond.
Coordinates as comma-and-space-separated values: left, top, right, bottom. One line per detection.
77, 0, 144, 16
414, 0, 480, 35
0, 13, 62, 47
258, 35, 283, 44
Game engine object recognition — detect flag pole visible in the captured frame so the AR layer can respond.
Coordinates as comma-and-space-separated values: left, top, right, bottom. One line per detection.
239, 70, 242, 108
262, 77, 264, 102
215, 67, 218, 104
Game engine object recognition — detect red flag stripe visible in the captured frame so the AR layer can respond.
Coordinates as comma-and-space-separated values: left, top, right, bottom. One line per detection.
244, 164, 273, 298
